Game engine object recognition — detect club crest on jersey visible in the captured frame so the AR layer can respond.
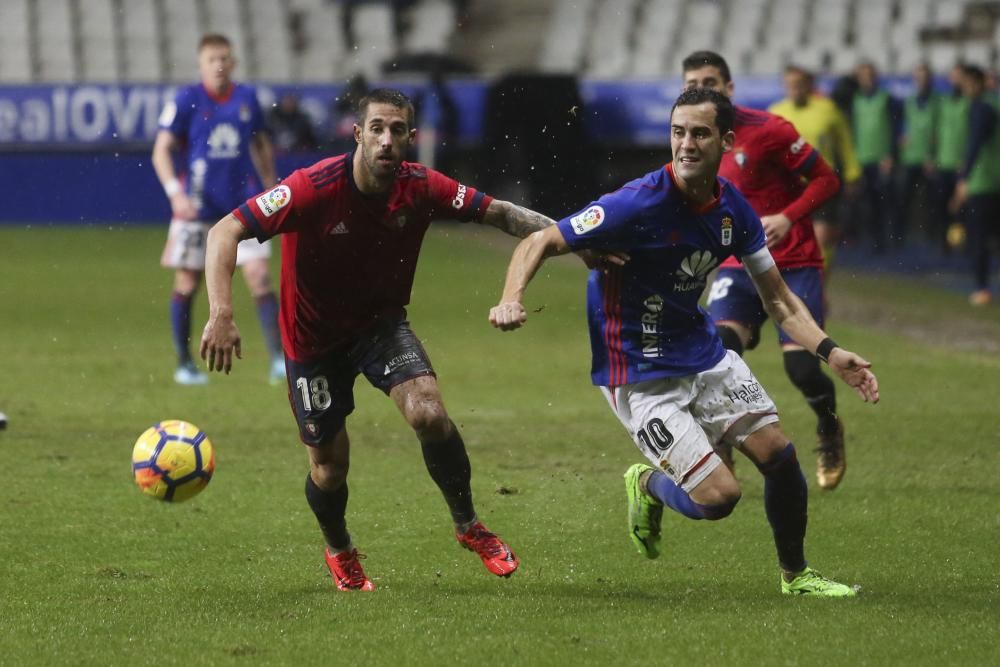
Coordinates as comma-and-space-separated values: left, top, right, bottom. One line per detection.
734, 149, 747, 168
239, 104, 250, 122
721, 216, 733, 246
570, 205, 605, 235
256, 185, 292, 217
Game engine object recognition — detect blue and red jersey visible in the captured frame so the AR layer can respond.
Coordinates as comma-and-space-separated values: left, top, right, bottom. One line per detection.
158, 82, 268, 221
718, 106, 837, 270
557, 164, 767, 387
233, 154, 493, 361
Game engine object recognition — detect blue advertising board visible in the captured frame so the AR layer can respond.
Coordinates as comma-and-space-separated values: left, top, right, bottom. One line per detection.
0, 76, 934, 223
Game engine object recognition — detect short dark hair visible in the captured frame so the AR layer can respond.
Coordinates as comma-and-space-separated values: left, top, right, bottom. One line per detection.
784, 63, 815, 86
682, 50, 732, 83
357, 88, 415, 127
671, 88, 734, 135
198, 33, 232, 52
962, 63, 986, 86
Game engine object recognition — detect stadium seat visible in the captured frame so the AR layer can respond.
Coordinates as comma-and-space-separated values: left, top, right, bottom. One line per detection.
161, 0, 201, 82
121, 0, 163, 81
927, 42, 961, 72
629, 0, 680, 78
584, 0, 640, 78
805, 2, 849, 52
933, 1, 966, 27
349, 3, 398, 80
292, 1, 346, 82
36, 0, 77, 82
403, 0, 457, 55
748, 48, 789, 77
764, 0, 806, 52
248, 2, 293, 81
0, 0, 32, 82
540, 0, 596, 73
962, 41, 995, 69
78, 0, 120, 81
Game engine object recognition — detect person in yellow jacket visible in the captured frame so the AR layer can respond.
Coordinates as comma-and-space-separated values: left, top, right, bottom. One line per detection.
770, 65, 861, 269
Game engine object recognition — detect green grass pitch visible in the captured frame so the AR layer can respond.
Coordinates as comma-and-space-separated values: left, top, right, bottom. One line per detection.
1, 225, 998, 665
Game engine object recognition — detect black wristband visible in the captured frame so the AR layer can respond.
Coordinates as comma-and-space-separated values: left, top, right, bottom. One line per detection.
815, 337, 838, 363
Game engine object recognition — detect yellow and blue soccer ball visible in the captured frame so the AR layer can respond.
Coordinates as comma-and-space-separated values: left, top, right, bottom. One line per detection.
132, 420, 215, 502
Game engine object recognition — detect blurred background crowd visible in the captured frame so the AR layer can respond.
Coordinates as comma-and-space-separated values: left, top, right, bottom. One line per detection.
2, 0, 1000, 303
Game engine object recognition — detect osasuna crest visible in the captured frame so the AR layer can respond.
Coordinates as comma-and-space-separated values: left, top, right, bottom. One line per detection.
721, 216, 733, 246
734, 149, 747, 168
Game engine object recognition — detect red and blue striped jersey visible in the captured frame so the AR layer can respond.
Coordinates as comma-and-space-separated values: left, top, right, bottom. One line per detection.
234, 153, 493, 361
719, 106, 832, 270
556, 164, 766, 387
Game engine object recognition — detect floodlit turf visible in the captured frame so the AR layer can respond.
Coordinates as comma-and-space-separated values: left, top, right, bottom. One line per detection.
1, 225, 998, 665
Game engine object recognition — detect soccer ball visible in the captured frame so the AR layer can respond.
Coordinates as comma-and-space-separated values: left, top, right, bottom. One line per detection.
132, 420, 215, 502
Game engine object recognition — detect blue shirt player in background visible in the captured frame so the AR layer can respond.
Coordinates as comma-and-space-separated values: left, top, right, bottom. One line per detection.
490, 88, 880, 597
152, 33, 282, 385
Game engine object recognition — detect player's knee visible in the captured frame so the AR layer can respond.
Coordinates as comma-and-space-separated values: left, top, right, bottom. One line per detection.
697, 493, 740, 520
406, 401, 451, 441
174, 270, 200, 295
241, 261, 273, 296
691, 469, 742, 520
310, 461, 348, 492
716, 324, 745, 356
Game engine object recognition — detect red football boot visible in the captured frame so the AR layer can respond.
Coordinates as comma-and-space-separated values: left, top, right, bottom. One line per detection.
324, 548, 375, 591
456, 522, 519, 577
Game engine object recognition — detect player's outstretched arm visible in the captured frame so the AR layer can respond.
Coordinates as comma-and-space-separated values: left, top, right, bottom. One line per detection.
751, 265, 879, 403
481, 199, 557, 238
481, 199, 629, 269
490, 226, 571, 331
199, 214, 248, 374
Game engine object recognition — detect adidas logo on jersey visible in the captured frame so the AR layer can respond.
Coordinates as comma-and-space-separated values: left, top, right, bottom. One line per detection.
329, 222, 349, 235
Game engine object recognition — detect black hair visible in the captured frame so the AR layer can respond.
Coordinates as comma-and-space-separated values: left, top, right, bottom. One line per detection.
357, 88, 415, 127
961, 63, 986, 86
681, 50, 732, 83
784, 63, 815, 88
671, 88, 735, 135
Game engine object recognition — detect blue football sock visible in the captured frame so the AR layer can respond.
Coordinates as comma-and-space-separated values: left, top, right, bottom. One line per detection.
756, 443, 808, 572
170, 291, 194, 365
255, 292, 282, 359
646, 469, 736, 520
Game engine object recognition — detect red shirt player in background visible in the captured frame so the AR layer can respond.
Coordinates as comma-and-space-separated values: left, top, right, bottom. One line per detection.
680, 51, 848, 490
199, 89, 570, 591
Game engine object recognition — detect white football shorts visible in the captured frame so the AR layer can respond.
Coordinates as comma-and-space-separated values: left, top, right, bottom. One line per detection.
161, 219, 272, 270
601, 350, 779, 493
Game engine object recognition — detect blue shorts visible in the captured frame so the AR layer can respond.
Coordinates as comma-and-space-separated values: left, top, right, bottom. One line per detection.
284, 317, 435, 446
706, 267, 825, 347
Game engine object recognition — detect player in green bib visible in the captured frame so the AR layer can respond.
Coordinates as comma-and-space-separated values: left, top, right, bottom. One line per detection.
850, 62, 902, 254
897, 64, 938, 248
951, 65, 1000, 306
933, 65, 970, 253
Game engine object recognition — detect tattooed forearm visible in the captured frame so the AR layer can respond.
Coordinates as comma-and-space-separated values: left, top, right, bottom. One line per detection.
483, 200, 557, 239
